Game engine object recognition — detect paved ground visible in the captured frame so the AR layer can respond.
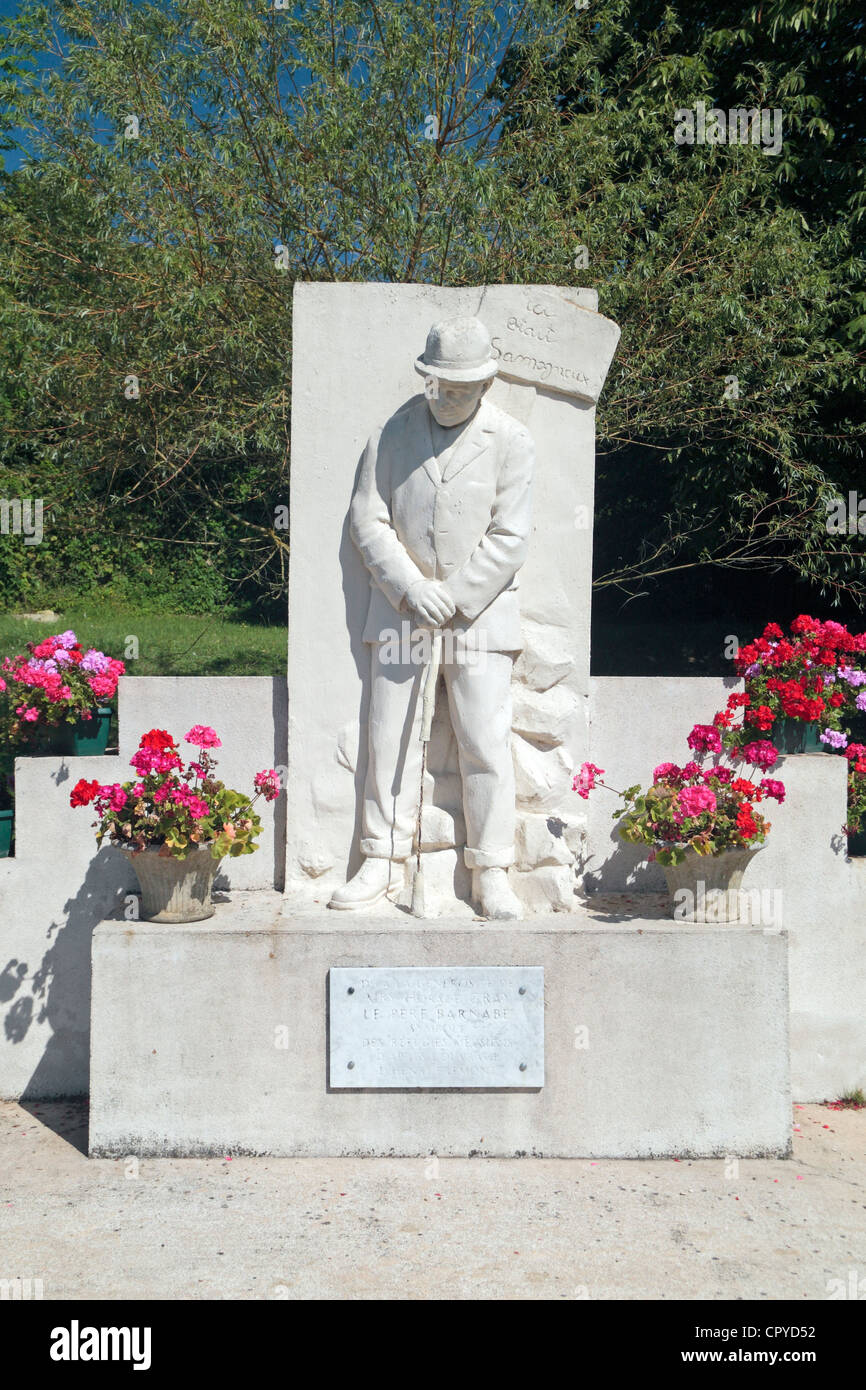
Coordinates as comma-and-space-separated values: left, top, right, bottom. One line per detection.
0, 1100, 863, 1300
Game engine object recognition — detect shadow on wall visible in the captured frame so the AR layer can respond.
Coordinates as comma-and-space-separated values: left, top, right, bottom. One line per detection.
582, 824, 667, 894
1, 847, 128, 1115
340, 445, 374, 885
271, 678, 289, 891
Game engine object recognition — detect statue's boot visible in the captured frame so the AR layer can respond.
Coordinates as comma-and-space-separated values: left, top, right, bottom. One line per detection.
473, 867, 522, 921
328, 857, 399, 911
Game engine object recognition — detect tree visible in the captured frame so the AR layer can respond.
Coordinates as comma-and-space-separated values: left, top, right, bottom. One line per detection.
0, 0, 863, 614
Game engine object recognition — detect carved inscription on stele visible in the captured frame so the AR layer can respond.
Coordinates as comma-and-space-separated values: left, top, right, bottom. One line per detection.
483, 286, 620, 402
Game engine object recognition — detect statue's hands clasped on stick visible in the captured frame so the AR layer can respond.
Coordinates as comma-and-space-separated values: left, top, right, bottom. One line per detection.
405, 579, 456, 628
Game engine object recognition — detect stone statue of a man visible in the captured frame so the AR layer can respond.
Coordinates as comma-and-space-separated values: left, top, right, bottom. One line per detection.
329, 316, 534, 919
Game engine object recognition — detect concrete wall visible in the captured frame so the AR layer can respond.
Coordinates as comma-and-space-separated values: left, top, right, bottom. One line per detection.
0, 677, 286, 1099
588, 677, 866, 1100
0, 672, 862, 1104
90, 907, 791, 1159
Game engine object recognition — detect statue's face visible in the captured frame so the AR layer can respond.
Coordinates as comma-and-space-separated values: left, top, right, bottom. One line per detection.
427, 378, 487, 427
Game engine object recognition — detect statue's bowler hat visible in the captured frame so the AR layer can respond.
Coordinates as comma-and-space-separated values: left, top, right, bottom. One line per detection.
414, 316, 499, 383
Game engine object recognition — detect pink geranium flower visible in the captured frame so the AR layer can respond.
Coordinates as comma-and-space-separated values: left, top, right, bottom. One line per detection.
677, 785, 717, 818
88, 674, 118, 699
742, 740, 779, 772
185, 725, 222, 749
131, 747, 183, 776
253, 769, 281, 801
653, 762, 682, 782
760, 778, 786, 803
687, 724, 722, 755
98, 784, 127, 812
572, 762, 604, 799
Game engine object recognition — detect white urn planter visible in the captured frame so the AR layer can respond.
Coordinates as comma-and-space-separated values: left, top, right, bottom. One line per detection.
123, 844, 223, 923
660, 845, 763, 923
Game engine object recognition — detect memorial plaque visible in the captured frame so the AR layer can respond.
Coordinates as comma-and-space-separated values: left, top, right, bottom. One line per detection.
328, 967, 544, 1089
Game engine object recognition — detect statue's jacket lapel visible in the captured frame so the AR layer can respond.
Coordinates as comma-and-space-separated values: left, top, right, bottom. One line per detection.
390, 399, 497, 581
353, 395, 533, 652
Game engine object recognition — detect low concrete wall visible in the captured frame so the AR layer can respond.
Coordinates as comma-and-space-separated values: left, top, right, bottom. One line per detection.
586, 676, 734, 892
0, 677, 286, 1099
117, 677, 288, 893
587, 677, 866, 1101
90, 901, 791, 1159
1, 673, 862, 1106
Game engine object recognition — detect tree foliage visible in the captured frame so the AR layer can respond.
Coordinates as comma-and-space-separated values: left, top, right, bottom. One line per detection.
0, 0, 862, 614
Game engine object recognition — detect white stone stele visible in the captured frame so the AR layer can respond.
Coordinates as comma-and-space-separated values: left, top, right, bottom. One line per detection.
328, 966, 544, 1088
286, 283, 619, 915
89, 902, 791, 1159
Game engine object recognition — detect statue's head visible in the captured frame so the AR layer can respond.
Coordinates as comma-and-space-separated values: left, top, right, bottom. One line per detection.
414, 316, 498, 427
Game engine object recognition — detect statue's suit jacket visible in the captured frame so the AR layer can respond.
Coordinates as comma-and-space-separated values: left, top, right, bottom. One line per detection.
350, 395, 534, 653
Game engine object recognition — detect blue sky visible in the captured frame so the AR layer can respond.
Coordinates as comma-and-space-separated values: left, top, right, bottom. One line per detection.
1, 0, 43, 168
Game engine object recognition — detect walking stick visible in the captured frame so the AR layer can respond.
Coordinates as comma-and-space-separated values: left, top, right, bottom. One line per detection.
411, 626, 443, 919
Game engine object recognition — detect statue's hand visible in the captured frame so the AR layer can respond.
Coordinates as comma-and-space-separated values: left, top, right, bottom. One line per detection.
405, 579, 456, 628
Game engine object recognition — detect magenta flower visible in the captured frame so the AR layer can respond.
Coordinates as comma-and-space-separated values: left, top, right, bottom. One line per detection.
254, 769, 281, 801
130, 747, 183, 776
687, 724, 722, 755
760, 778, 786, 803
98, 784, 127, 812
742, 740, 779, 771
185, 725, 222, 749
677, 785, 717, 818
572, 762, 604, 799
88, 674, 118, 699
653, 762, 682, 782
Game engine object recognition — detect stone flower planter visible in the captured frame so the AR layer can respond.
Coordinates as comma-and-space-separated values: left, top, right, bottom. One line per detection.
661, 845, 763, 923
123, 844, 223, 923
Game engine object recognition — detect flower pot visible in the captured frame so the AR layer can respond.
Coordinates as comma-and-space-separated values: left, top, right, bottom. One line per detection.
660, 845, 763, 923
0, 809, 13, 858
773, 718, 824, 754
42, 707, 112, 756
123, 843, 223, 923
70, 706, 113, 755
846, 830, 866, 859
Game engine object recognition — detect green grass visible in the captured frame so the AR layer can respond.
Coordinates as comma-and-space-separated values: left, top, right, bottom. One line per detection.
0, 603, 286, 677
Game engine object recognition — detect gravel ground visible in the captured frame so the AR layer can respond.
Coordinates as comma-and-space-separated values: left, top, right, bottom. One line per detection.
0, 1099, 863, 1301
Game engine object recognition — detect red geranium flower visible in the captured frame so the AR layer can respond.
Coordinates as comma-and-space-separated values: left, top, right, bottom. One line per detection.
70, 778, 101, 808
138, 728, 176, 752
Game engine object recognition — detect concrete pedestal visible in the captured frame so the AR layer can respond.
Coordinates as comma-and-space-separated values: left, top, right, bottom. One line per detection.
89, 896, 791, 1158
